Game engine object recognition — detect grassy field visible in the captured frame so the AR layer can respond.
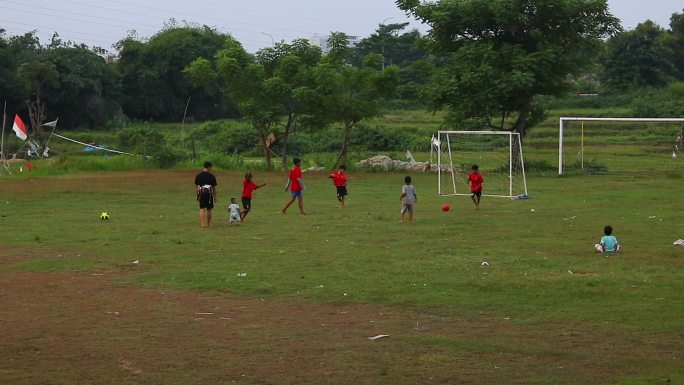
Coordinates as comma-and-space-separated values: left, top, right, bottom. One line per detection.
1, 168, 683, 384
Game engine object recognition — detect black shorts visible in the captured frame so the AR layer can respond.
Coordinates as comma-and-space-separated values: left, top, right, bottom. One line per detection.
198, 192, 214, 209
471, 190, 482, 198
242, 197, 252, 210
336, 186, 348, 198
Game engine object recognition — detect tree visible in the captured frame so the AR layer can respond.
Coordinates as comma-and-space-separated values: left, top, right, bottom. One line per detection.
314, 32, 399, 167
602, 20, 676, 90
396, 0, 621, 137
254, 39, 323, 170
116, 23, 234, 121
17, 61, 59, 139
663, 9, 684, 80
185, 38, 323, 170
46, 44, 122, 128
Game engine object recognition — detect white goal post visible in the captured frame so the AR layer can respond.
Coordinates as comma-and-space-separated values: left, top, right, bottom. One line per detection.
436, 131, 528, 199
558, 117, 684, 175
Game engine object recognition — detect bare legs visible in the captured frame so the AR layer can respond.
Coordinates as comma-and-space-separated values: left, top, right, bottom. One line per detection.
471, 195, 481, 209
198, 208, 213, 227
282, 196, 305, 215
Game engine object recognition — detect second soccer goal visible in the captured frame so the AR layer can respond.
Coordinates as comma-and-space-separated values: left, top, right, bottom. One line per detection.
434, 131, 528, 199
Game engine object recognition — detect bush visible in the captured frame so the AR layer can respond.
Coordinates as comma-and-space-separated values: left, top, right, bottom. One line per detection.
188, 120, 259, 155
631, 83, 684, 117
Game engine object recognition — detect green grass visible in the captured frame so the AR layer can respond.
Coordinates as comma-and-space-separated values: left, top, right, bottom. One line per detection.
1, 170, 682, 334
2, 108, 683, 383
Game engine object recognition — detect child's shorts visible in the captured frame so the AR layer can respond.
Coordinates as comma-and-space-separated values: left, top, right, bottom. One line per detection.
336, 186, 348, 198
595, 244, 620, 253
401, 204, 414, 214
230, 213, 241, 222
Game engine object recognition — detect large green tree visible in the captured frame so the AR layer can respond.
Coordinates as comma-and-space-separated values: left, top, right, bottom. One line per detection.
116, 24, 234, 121
46, 44, 122, 128
314, 32, 399, 167
185, 39, 323, 170
663, 9, 684, 80
602, 20, 676, 90
396, 0, 621, 136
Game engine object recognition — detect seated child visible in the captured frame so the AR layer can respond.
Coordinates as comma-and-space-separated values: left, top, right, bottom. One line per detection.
595, 225, 620, 253
228, 198, 241, 226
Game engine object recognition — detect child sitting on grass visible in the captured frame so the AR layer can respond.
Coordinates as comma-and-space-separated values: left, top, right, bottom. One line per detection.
595, 225, 620, 254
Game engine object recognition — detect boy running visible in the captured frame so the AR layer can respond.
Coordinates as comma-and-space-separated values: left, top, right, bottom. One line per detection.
467, 164, 484, 209
329, 165, 348, 208
282, 157, 306, 215
240, 172, 265, 222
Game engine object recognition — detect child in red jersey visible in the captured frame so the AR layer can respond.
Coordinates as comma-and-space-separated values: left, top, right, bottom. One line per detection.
329, 165, 348, 208
467, 164, 484, 209
240, 172, 266, 222
282, 157, 306, 215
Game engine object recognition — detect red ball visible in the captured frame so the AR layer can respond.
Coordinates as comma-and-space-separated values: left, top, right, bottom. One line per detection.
441, 203, 450, 212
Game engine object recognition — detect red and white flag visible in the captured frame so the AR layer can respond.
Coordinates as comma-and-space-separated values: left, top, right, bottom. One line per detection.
12, 115, 28, 141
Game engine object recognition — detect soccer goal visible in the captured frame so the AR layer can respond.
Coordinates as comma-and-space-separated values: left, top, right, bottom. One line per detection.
435, 131, 528, 198
558, 117, 684, 175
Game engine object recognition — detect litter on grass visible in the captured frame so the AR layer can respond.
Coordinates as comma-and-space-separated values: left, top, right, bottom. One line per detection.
368, 334, 390, 340
673, 239, 684, 247
481, 261, 490, 266
237, 273, 247, 277
132, 260, 139, 265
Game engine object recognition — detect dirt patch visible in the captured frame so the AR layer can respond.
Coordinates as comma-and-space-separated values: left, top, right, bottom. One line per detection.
0, 269, 681, 385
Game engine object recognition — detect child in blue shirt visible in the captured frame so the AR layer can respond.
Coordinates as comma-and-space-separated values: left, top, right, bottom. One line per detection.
595, 225, 620, 253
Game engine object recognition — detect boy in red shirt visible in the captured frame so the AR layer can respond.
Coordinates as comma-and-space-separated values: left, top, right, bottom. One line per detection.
329, 165, 348, 208
467, 164, 484, 209
282, 157, 306, 215
240, 172, 266, 222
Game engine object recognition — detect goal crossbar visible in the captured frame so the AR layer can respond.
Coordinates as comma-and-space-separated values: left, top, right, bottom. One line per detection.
558, 117, 684, 175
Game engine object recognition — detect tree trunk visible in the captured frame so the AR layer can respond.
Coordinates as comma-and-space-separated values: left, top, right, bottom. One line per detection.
281, 114, 295, 171
333, 123, 352, 169
281, 129, 289, 171
262, 139, 272, 171
511, 103, 531, 172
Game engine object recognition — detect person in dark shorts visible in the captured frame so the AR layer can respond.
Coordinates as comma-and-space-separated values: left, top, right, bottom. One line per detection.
329, 165, 348, 208
240, 171, 266, 222
467, 164, 484, 209
194, 161, 218, 227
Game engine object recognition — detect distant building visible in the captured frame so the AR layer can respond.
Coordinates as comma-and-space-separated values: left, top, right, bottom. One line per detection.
310, 34, 362, 54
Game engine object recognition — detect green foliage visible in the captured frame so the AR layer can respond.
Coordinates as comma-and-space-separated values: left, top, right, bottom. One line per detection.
602, 20, 677, 91
396, 0, 622, 137
188, 120, 259, 155
117, 125, 181, 167
631, 82, 684, 117
116, 24, 236, 121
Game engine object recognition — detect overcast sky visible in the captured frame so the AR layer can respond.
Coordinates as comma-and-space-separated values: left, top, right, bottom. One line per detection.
0, 0, 682, 53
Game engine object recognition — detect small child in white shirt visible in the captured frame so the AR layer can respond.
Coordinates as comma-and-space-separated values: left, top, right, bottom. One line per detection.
228, 198, 241, 226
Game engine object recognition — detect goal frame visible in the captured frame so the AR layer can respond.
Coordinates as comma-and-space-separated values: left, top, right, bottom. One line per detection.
437, 130, 528, 199
558, 117, 684, 175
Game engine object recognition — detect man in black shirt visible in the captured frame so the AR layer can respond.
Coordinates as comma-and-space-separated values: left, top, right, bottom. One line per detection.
194, 161, 218, 227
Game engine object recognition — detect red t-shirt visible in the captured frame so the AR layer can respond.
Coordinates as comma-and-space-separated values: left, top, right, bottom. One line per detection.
330, 171, 346, 187
242, 179, 261, 198
468, 172, 483, 192
289, 166, 303, 192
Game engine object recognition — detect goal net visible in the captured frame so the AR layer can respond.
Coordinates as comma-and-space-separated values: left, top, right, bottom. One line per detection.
558, 117, 684, 175
436, 131, 528, 198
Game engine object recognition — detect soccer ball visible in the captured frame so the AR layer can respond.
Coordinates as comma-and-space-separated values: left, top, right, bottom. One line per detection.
441, 203, 450, 212
100, 212, 109, 220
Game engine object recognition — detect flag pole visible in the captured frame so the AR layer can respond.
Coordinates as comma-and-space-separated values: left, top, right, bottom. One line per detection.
43, 117, 59, 158
1, 101, 6, 159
